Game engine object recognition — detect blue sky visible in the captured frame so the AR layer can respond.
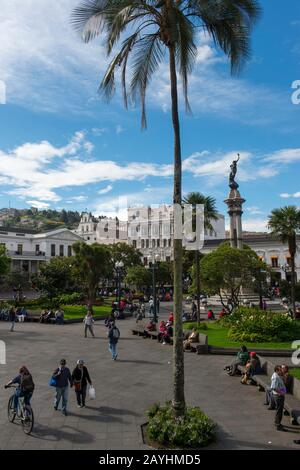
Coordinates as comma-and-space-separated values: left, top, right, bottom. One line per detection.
0, 0, 300, 231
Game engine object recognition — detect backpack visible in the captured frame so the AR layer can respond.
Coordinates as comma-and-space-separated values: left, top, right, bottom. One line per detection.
112, 327, 120, 340
21, 373, 35, 393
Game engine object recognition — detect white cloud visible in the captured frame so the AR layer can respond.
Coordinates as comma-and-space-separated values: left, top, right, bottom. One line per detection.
280, 191, 300, 199
246, 207, 264, 215
98, 185, 113, 195
26, 200, 50, 210
69, 195, 88, 202
264, 148, 300, 164
116, 125, 125, 135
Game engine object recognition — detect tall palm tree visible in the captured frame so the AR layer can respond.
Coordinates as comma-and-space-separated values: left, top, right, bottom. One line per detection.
183, 192, 218, 325
268, 206, 300, 319
71, 0, 261, 418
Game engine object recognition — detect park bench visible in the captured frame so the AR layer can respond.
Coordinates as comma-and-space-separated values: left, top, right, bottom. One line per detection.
236, 357, 300, 425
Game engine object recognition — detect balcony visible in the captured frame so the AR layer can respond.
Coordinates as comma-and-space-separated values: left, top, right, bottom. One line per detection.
8, 250, 46, 260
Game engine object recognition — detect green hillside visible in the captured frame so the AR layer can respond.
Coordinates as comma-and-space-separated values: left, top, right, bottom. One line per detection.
0, 208, 81, 231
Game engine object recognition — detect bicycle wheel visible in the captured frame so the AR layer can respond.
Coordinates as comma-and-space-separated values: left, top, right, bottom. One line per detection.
7, 396, 16, 423
21, 407, 34, 435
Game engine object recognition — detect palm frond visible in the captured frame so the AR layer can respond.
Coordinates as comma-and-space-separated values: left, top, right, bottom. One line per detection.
71, 0, 110, 42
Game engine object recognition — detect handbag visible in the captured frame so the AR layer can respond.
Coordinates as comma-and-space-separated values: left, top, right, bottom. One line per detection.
74, 382, 81, 392
49, 377, 57, 387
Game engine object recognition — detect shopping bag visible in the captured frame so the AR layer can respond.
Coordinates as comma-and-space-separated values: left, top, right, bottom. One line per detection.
88, 385, 96, 400
49, 377, 57, 387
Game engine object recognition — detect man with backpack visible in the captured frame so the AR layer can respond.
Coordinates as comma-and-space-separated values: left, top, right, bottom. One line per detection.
4, 366, 35, 412
108, 323, 120, 360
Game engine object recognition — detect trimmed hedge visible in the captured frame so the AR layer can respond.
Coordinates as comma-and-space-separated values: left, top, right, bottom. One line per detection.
147, 402, 216, 448
220, 307, 300, 343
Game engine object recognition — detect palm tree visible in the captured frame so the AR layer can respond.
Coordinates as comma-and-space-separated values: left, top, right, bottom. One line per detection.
183, 192, 218, 325
71, 0, 261, 418
268, 206, 300, 318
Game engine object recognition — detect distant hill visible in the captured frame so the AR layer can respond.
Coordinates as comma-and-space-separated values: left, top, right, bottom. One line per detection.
0, 208, 81, 232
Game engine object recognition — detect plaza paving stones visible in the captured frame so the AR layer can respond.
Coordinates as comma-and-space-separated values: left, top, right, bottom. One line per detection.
0, 312, 300, 450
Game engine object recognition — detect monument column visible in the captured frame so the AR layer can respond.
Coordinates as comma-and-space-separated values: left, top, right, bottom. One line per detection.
224, 154, 245, 249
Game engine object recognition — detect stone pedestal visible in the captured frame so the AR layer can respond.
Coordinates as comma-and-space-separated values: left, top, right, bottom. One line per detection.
224, 188, 245, 249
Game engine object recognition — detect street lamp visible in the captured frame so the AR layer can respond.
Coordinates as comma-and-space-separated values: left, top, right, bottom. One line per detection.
149, 253, 160, 324
115, 261, 124, 314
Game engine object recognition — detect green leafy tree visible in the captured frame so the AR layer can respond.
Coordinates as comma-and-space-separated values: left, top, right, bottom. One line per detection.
183, 192, 218, 325
268, 206, 300, 318
73, 242, 112, 307
0, 245, 10, 276
125, 265, 152, 290
72, 0, 261, 418
32, 257, 78, 299
200, 243, 268, 313
110, 242, 142, 272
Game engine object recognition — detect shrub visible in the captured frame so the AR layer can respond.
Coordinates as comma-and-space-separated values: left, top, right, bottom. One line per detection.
147, 402, 216, 448
221, 307, 300, 343
55, 292, 85, 305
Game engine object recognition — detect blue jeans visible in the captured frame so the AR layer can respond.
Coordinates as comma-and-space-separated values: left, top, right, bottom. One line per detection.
109, 341, 117, 359
13, 389, 32, 411
54, 386, 69, 411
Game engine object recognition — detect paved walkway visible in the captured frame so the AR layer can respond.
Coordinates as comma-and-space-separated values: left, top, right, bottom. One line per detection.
0, 315, 299, 450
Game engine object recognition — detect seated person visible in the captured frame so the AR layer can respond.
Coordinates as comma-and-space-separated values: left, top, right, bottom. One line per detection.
55, 308, 64, 325
241, 352, 261, 384
39, 309, 49, 323
145, 319, 156, 331
207, 309, 215, 320
157, 321, 167, 343
183, 328, 199, 351
225, 345, 249, 376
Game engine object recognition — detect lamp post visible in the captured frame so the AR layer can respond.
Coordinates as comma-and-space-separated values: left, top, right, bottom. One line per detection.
115, 261, 124, 314
281, 263, 295, 318
149, 253, 160, 323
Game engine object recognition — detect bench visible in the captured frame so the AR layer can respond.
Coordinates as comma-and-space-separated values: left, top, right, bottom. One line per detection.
236, 357, 300, 425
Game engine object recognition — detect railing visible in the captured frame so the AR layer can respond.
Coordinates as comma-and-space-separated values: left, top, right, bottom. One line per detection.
8, 250, 46, 258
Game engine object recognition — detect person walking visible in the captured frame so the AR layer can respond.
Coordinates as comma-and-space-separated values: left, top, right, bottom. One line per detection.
52, 359, 73, 416
108, 323, 120, 360
71, 359, 92, 408
9, 306, 16, 332
84, 310, 95, 337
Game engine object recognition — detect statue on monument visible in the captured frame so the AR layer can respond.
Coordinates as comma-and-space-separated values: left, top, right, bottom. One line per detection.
229, 154, 240, 190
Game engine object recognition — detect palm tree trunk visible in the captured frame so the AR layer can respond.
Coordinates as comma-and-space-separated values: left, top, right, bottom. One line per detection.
169, 45, 185, 418
291, 255, 296, 319
196, 251, 200, 326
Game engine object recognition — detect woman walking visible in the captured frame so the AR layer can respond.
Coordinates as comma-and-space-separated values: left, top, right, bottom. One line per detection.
84, 310, 95, 338
71, 359, 92, 408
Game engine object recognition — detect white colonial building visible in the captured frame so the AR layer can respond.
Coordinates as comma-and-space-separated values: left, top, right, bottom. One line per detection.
0, 227, 83, 276
74, 212, 127, 245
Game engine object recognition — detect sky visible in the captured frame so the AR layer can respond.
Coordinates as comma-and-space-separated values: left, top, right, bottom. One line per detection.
0, 0, 300, 231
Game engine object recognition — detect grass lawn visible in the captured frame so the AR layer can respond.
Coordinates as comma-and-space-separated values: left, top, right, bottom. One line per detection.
184, 321, 293, 350
27, 304, 111, 320
290, 368, 300, 381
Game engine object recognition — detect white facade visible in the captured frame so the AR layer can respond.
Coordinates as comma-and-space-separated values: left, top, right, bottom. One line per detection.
201, 234, 300, 282
127, 205, 226, 264
74, 212, 127, 245
0, 227, 83, 275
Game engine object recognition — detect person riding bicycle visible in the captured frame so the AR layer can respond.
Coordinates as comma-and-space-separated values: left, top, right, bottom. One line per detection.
5, 366, 35, 413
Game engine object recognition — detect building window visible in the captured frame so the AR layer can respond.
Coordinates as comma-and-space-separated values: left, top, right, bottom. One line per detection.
143, 257, 148, 266
51, 244, 56, 257
166, 256, 171, 263
60, 245, 64, 257
35, 244, 40, 253
17, 244, 23, 255
157, 239, 160, 248
68, 246, 72, 257
132, 240, 137, 249
286, 257, 292, 267
271, 257, 278, 268
141, 239, 145, 249
152, 239, 155, 248
146, 239, 149, 248
163, 239, 167, 248
168, 239, 171, 247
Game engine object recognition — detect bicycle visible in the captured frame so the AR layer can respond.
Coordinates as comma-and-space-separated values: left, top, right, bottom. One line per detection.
6, 384, 34, 435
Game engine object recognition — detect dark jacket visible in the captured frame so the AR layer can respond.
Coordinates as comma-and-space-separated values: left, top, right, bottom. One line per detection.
71, 366, 91, 388
53, 367, 73, 388
9, 309, 16, 321
108, 325, 120, 344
